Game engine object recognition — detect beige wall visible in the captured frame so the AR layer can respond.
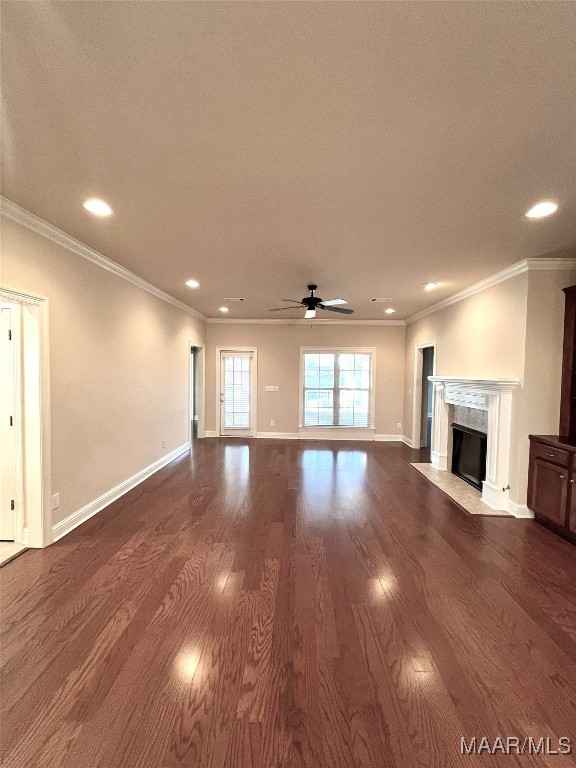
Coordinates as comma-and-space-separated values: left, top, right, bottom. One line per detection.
1, 216, 205, 527
404, 274, 529, 433
404, 268, 576, 506
514, 268, 576, 502
3, 207, 573, 529
205, 323, 406, 437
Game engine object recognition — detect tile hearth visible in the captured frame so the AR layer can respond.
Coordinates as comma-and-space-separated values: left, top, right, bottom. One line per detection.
411, 463, 512, 517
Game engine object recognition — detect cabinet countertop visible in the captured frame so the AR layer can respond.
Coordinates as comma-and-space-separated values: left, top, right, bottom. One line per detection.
529, 434, 576, 451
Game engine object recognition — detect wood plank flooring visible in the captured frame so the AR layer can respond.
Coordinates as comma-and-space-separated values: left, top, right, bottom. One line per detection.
1, 439, 575, 767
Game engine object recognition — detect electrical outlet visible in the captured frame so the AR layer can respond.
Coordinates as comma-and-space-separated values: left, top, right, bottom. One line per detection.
51, 492, 60, 510
397, 422, 402, 429
162, 439, 166, 448
270, 420, 275, 427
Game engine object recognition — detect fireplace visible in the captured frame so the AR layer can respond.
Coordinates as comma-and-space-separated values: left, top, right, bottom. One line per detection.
428, 377, 520, 512
451, 423, 487, 491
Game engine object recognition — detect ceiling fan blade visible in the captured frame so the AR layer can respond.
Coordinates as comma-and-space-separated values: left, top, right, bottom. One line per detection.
269, 306, 302, 311
281, 299, 303, 304
320, 299, 347, 306
320, 305, 354, 314
304, 309, 316, 319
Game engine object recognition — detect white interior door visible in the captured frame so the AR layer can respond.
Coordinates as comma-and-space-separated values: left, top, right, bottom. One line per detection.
220, 352, 254, 436
0, 306, 17, 540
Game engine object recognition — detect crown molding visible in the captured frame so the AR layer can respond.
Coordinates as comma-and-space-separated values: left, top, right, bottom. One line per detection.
526, 256, 576, 270
206, 318, 405, 325
0, 196, 206, 322
407, 257, 576, 324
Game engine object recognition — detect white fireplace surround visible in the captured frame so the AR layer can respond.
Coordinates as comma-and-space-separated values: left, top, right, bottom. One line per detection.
429, 377, 521, 514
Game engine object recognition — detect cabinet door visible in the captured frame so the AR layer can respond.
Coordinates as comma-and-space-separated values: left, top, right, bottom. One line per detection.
530, 459, 568, 527
569, 473, 576, 533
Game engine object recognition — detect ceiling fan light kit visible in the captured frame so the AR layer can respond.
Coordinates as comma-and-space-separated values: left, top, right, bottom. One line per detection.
269, 284, 354, 318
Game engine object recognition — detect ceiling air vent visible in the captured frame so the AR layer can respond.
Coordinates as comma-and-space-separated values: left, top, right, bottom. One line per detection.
370, 297, 393, 303
223, 297, 245, 302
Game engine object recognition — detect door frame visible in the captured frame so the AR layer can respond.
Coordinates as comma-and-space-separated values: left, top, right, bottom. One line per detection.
0, 302, 23, 542
216, 347, 257, 437
0, 288, 52, 547
188, 340, 205, 441
411, 341, 436, 450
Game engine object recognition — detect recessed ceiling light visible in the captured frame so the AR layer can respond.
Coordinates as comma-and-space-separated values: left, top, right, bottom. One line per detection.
385, 308, 396, 314
525, 201, 558, 218
424, 282, 439, 292
219, 306, 229, 313
83, 198, 112, 217
185, 279, 200, 288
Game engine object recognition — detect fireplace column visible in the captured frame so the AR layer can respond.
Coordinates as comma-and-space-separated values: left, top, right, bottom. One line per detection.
431, 381, 449, 470
482, 390, 514, 510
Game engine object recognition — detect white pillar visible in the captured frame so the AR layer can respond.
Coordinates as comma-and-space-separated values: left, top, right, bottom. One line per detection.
481, 391, 513, 510
430, 382, 449, 470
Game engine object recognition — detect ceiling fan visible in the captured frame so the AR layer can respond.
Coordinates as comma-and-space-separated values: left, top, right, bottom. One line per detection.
269, 284, 354, 319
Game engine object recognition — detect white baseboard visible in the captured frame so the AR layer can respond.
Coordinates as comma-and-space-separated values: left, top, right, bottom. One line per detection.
204, 430, 403, 442
51, 443, 191, 542
507, 501, 534, 519
298, 430, 374, 441
204, 431, 218, 437
402, 435, 414, 447
256, 432, 299, 439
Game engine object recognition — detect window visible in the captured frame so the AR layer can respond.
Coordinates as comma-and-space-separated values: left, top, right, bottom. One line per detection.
302, 351, 373, 428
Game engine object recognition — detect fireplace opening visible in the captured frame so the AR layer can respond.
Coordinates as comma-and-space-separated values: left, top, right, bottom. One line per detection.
451, 423, 487, 491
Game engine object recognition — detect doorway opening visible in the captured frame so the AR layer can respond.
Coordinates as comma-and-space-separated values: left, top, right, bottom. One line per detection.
218, 349, 256, 437
188, 341, 205, 444
190, 346, 199, 440
411, 342, 436, 451
420, 346, 435, 449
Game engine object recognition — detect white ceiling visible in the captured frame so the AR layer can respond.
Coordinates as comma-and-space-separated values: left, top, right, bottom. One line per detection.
2, 1, 576, 319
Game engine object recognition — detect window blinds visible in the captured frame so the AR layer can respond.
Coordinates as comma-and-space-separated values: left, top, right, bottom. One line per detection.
303, 352, 371, 427
222, 354, 251, 429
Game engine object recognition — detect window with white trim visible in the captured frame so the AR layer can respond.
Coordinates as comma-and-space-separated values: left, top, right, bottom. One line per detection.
302, 351, 372, 427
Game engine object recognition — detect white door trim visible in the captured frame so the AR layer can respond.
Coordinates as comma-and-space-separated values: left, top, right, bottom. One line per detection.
411, 341, 437, 450
0, 303, 23, 542
0, 288, 52, 547
216, 347, 257, 437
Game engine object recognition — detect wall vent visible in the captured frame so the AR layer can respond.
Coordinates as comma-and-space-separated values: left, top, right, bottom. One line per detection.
370, 297, 393, 303
223, 297, 245, 302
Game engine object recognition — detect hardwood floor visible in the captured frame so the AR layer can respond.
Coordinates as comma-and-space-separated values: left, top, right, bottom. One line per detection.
1, 439, 575, 767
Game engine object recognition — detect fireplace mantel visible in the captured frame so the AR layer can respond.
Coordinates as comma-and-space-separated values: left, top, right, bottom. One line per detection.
428, 376, 521, 513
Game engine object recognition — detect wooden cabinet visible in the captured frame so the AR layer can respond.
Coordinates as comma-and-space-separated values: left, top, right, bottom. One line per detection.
529, 458, 568, 526
527, 284, 576, 544
528, 436, 576, 542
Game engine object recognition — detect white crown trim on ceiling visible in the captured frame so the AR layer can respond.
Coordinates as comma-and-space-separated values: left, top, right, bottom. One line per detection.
0, 196, 206, 322
2, 195, 574, 327
406, 256, 576, 324
206, 318, 405, 325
